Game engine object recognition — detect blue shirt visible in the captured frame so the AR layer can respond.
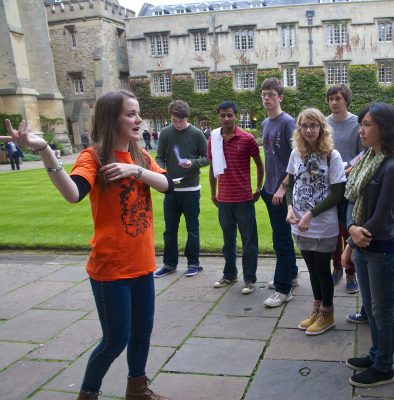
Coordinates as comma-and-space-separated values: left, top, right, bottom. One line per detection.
262, 112, 295, 194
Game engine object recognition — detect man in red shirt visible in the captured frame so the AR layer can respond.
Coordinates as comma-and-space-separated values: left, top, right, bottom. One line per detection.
208, 101, 264, 294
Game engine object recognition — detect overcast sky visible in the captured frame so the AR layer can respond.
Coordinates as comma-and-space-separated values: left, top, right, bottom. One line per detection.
118, 0, 188, 16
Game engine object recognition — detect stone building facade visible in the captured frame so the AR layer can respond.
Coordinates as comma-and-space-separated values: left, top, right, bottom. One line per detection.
0, 0, 71, 153
127, 0, 393, 130
44, 0, 134, 147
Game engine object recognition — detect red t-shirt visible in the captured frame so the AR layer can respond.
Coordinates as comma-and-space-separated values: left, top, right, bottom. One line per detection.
70, 148, 165, 281
208, 127, 260, 202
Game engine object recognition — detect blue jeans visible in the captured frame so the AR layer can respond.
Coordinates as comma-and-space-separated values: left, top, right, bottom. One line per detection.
218, 201, 258, 283
81, 273, 155, 392
354, 249, 394, 373
261, 188, 298, 294
163, 191, 200, 269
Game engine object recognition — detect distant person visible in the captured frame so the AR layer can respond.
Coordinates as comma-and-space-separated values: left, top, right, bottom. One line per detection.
209, 101, 263, 294
81, 129, 89, 149
142, 129, 152, 150
155, 100, 209, 278
4, 90, 172, 400
6, 141, 23, 170
152, 130, 159, 149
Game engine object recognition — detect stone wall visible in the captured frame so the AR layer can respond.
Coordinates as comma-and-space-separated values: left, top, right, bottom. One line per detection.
126, 0, 394, 76
0, 0, 71, 153
45, 0, 132, 146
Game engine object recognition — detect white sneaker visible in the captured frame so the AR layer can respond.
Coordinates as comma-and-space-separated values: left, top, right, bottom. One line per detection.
241, 282, 255, 294
264, 291, 293, 307
267, 277, 299, 290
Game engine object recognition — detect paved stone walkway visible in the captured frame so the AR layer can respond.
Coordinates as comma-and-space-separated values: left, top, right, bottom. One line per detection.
0, 252, 393, 400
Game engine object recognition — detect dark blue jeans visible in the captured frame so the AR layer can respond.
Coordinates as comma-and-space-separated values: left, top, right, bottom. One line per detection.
354, 249, 394, 373
81, 273, 155, 392
10, 151, 20, 170
163, 190, 200, 269
261, 188, 298, 294
218, 201, 258, 283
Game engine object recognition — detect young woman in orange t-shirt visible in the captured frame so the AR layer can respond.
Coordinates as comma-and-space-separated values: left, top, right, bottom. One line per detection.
4, 90, 173, 400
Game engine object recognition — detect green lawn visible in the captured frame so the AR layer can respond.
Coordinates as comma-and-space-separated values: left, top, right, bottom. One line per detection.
0, 155, 274, 252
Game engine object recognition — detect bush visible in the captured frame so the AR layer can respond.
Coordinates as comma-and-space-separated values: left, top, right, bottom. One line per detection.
0, 113, 23, 135
43, 132, 64, 153
23, 153, 41, 162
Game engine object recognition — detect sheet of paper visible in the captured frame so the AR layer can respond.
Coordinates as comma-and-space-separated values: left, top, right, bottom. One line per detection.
172, 177, 184, 184
173, 144, 189, 165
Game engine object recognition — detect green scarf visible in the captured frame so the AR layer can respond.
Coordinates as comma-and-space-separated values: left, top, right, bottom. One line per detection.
345, 148, 386, 225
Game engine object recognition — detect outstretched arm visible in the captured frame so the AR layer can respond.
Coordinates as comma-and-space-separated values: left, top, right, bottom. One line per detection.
5, 120, 80, 203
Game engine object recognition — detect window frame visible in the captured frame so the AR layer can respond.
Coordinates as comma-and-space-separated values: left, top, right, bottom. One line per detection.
282, 65, 297, 87
193, 32, 207, 52
377, 61, 393, 84
234, 29, 254, 50
233, 66, 256, 90
72, 76, 84, 95
326, 62, 349, 84
326, 22, 348, 45
281, 24, 296, 48
239, 111, 251, 129
150, 34, 169, 57
194, 70, 209, 92
378, 21, 393, 43
152, 72, 172, 96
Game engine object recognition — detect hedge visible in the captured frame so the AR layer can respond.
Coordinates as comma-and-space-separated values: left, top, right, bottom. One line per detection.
130, 65, 394, 129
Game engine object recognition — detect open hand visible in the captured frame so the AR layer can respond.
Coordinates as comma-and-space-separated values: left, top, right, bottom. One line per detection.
4, 120, 46, 151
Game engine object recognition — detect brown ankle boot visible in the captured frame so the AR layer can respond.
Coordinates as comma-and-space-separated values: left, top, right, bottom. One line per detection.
306, 305, 335, 336
126, 375, 171, 400
76, 389, 100, 400
298, 300, 321, 330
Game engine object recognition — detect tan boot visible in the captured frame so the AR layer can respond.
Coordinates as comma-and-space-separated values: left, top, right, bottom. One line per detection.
126, 375, 171, 400
298, 300, 321, 330
76, 389, 100, 400
306, 305, 335, 335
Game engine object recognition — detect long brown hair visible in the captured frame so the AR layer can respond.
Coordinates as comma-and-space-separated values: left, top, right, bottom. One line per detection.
91, 90, 148, 189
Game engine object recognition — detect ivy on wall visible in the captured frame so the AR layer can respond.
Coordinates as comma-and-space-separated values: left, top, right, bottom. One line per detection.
130, 65, 394, 131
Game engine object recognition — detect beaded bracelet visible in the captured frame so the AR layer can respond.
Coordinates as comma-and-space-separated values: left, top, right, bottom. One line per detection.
46, 160, 63, 173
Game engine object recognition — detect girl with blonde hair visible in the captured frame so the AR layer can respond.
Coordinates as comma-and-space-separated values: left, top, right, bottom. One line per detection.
286, 107, 346, 335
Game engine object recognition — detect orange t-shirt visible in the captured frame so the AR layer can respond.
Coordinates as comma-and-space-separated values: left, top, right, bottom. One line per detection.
70, 148, 166, 281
